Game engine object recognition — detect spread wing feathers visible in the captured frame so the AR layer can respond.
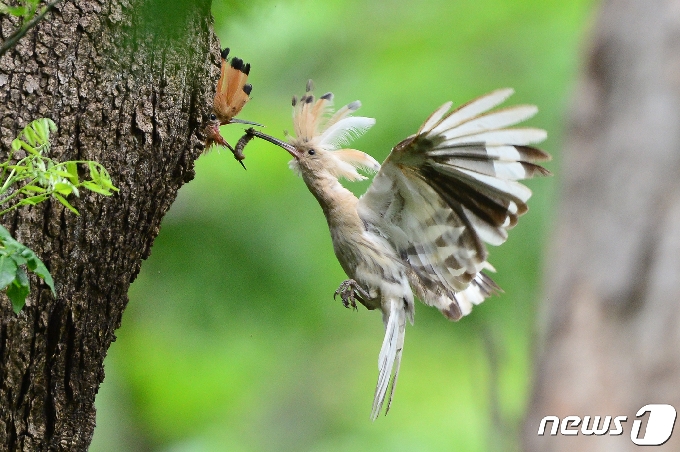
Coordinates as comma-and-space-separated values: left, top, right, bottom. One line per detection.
416, 101, 453, 135
358, 89, 549, 319
214, 49, 252, 124
359, 166, 498, 319
423, 88, 515, 137
372, 297, 406, 420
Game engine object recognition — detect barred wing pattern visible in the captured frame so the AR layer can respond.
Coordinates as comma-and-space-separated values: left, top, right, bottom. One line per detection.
357, 88, 550, 320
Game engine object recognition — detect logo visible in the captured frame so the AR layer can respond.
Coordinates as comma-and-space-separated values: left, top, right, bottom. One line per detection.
537, 404, 676, 446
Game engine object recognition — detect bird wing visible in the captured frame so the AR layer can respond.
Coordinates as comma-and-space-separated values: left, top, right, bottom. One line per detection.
357, 88, 550, 320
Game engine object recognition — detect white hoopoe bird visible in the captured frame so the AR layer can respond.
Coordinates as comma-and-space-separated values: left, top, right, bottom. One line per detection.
244, 81, 550, 419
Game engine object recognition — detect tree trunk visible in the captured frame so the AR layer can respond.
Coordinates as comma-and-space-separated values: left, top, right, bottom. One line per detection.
0, 0, 218, 450
524, 0, 680, 450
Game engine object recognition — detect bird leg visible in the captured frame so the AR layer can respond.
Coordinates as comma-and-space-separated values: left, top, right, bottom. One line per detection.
334, 279, 370, 310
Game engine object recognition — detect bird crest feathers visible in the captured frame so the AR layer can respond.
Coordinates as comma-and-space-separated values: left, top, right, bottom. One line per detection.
288, 80, 379, 181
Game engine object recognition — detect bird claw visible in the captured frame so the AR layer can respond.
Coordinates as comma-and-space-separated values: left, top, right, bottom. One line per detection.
334, 279, 369, 311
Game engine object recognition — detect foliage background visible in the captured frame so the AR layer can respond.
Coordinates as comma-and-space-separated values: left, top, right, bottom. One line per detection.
91, 0, 595, 450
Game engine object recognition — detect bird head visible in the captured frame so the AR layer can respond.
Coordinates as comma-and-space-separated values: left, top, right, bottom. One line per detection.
271, 80, 380, 181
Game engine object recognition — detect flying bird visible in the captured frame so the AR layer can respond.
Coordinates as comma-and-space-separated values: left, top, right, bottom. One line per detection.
204, 48, 262, 168
243, 81, 550, 419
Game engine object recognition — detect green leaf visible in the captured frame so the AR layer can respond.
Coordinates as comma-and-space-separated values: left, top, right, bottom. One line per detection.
65, 161, 79, 184
21, 247, 55, 296
14, 139, 38, 155
23, 185, 46, 193
23, 125, 38, 147
34, 118, 54, 143
53, 193, 79, 215
51, 169, 74, 178
81, 180, 112, 196
33, 119, 47, 143
91, 165, 119, 192
53, 182, 73, 195
15, 265, 28, 286
102, 180, 119, 192
0, 229, 23, 258
9, 253, 27, 267
3, 5, 28, 17
19, 194, 49, 205
0, 254, 18, 290
19, 247, 33, 260
28, 259, 54, 296
0, 226, 56, 299
3, 239, 21, 252
101, 172, 118, 191
7, 268, 29, 314
0, 225, 13, 242
88, 162, 101, 184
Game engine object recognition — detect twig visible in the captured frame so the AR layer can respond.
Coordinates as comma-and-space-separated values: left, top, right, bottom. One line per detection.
0, 0, 62, 58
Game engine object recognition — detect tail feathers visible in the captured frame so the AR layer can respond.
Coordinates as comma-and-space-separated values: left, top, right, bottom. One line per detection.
409, 264, 501, 321
371, 298, 406, 420
213, 53, 251, 124
384, 341, 403, 415
447, 270, 501, 319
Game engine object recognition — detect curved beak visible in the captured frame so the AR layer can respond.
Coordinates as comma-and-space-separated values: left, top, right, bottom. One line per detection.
244, 128, 301, 159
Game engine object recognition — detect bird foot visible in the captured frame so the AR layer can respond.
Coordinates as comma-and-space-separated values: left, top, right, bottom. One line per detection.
334, 279, 370, 310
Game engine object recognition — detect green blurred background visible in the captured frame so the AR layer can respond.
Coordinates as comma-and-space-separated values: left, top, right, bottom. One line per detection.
91, 0, 596, 450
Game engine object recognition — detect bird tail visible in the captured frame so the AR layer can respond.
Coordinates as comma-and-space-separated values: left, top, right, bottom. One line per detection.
213, 48, 252, 123
371, 298, 407, 420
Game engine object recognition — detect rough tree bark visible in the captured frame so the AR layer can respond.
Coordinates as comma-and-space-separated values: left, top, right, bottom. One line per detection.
524, 0, 680, 450
0, 0, 219, 450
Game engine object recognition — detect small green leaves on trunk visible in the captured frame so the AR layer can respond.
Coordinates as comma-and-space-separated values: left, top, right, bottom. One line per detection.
0, 225, 55, 313
0, 118, 117, 312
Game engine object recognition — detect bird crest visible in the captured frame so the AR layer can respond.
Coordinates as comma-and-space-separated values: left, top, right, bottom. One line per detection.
287, 80, 380, 181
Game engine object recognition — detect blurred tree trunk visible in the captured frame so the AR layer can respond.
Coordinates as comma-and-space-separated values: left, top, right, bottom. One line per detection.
524, 0, 680, 450
0, 0, 219, 450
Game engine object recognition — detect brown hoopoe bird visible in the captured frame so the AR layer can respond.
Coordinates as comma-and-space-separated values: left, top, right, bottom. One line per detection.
245, 81, 550, 419
205, 48, 261, 168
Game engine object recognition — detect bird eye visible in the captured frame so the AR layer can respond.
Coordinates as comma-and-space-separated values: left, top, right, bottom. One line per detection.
308, 149, 316, 155
210, 113, 217, 121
